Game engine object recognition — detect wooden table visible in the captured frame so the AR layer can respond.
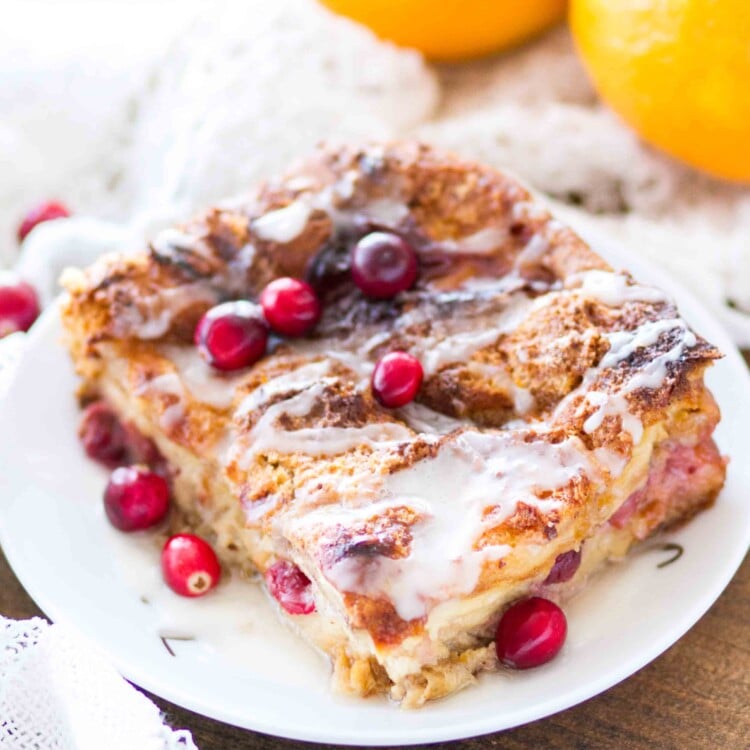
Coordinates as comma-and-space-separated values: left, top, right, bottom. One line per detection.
2, 545, 748, 749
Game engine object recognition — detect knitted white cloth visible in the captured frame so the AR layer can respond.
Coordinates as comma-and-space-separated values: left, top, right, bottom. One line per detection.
0, 616, 197, 750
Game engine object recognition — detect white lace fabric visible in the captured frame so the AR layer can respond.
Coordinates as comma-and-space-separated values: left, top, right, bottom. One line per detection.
0, 616, 198, 750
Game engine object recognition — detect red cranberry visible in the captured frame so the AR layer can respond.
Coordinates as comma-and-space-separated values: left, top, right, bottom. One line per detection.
79, 401, 128, 467
265, 560, 316, 615
122, 422, 167, 473
371, 351, 423, 408
543, 548, 582, 585
260, 277, 321, 337
104, 466, 170, 531
161, 534, 221, 597
194, 301, 268, 371
17, 200, 71, 243
0, 274, 40, 337
351, 231, 418, 299
496, 597, 567, 669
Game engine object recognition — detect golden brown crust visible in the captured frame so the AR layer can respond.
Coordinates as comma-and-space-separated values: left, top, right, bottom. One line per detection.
60, 141, 726, 703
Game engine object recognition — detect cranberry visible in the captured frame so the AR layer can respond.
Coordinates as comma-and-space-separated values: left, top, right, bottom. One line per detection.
194, 301, 268, 371
122, 422, 166, 473
265, 560, 316, 615
260, 277, 321, 337
17, 200, 71, 243
496, 597, 567, 670
543, 548, 582, 585
161, 534, 221, 597
104, 466, 170, 531
371, 351, 423, 408
0, 274, 40, 337
351, 231, 418, 299
79, 401, 129, 467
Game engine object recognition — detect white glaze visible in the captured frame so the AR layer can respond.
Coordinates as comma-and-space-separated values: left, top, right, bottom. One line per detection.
572, 269, 667, 307
135, 372, 185, 430
105, 526, 328, 689
362, 198, 409, 227
302, 432, 590, 620
159, 344, 245, 409
130, 283, 217, 340
440, 227, 507, 255
252, 199, 314, 243
418, 292, 534, 375
236, 379, 414, 464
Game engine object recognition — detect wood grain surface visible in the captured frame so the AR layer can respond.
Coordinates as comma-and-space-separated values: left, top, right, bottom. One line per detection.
2, 546, 748, 749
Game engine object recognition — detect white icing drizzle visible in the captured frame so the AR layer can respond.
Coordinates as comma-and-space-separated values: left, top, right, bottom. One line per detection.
514, 233, 548, 267
128, 283, 218, 340
251, 199, 314, 243
299, 432, 590, 620
573, 317, 696, 445
235, 360, 334, 416
135, 372, 186, 430
571, 269, 667, 307
151, 227, 205, 259
417, 292, 534, 376
237, 380, 413, 464
159, 345, 245, 410
362, 198, 409, 227
440, 227, 507, 255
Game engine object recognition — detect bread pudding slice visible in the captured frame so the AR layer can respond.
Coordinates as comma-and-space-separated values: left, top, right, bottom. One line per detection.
61, 142, 726, 707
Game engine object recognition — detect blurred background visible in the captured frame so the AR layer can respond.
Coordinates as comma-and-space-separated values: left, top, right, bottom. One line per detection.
3, 0, 750, 340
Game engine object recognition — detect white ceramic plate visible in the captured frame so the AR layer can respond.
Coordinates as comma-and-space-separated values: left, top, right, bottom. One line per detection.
1, 229, 749, 745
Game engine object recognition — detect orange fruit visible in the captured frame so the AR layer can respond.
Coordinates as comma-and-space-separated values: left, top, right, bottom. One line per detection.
319, 0, 567, 62
570, 0, 750, 183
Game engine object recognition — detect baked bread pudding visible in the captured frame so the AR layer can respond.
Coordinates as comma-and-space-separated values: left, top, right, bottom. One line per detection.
61, 142, 726, 707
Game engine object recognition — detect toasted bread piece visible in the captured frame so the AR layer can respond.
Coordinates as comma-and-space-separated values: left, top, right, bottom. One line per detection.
62, 143, 725, 706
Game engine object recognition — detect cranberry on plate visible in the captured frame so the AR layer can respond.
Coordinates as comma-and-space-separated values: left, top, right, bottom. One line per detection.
371, 351, 423, 408
162, 533, 221, 597
104, 466, 170, 532
17, 200, 71, 243
260, 277, 321, 337
351, 231, 418, 299
265, 560, 316, 615
0, 274, 40, 337
495, 597, 567, 670
194, 300, 268, 371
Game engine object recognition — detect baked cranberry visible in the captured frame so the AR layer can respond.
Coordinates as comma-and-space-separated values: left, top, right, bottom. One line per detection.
265, 560, 316, 615
610, 488, 643, 529
543, 548, 582, 585
371, 351, 423, 408
79, 401, 129, 467
0, 274, 40, 337
260, 277, 321, 337
17, 200, 70, 243
194, 301, 268, 371
161, 534, 221, 597
104, 466, 170, 531
496, 597, 567, 669
122, 422, 166, 473
351, 231, 418, 299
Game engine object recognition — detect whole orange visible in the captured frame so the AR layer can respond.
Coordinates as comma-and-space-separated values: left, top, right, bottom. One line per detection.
319, 0, 567, 62
570, 0, 750, 183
